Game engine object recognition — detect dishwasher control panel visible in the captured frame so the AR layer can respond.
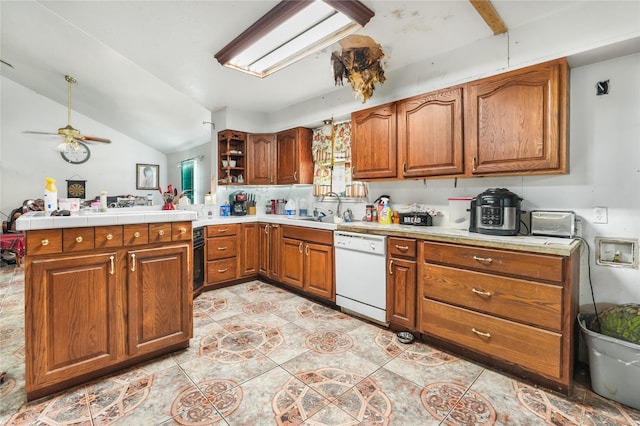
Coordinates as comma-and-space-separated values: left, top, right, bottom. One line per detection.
334, 231, 386, 255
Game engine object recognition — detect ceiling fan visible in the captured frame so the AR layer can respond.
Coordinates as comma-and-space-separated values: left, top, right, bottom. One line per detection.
23, 75, 111, 164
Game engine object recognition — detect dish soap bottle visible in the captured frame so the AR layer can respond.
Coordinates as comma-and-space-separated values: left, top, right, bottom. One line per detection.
44, 177, 58, 213
379, 199, 392, 224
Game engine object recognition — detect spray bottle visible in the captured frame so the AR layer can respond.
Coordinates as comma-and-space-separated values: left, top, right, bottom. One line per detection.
379, 198, 392, 224
44, 177, 58, 213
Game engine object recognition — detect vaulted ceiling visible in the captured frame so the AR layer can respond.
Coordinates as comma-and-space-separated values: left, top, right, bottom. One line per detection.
1, 1, 638, 153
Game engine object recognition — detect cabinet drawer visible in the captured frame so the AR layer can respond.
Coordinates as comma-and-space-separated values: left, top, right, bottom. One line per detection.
149, 223, 172, 243
422, 263, 562, 330
63, 228, 95, 252
95, 226, 123, 249
207, 236, 237, 260
123, 224, 149, 246
26, 230, 62, 255
207, 224, 238, 237
421, 298, 562, 379
422, 241, 564, 283
172, 222, 192, 241
207, 258, 238, 283
388, 237, 416, 258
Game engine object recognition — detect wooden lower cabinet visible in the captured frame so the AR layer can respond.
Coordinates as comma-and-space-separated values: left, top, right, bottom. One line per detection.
387, 237, 417, 328
205, 224, 239, 286
258, 223, 280, 280
127, 244, 192, 356
27, 252, 122, 396
280, 226, 334, 302
418, 240, 579, 394
24, 225, 193, 400
240, 223, 259, 276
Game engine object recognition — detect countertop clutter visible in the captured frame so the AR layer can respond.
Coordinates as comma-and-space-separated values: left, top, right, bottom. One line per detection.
194, 216, 580, 256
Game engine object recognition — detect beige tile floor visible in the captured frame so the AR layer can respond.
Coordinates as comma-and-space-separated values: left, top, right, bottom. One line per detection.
1, 263, 639, 425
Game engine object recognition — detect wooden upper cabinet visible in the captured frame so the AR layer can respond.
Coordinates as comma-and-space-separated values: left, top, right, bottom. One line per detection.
465, 58, 568, 176
276, 127, 313, 184
247, 133, 276, 185
397, 87, 464, 178
352, 102, 397, 179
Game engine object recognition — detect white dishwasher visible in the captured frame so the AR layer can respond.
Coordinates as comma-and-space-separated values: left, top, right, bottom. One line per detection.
334, 231, 388, 325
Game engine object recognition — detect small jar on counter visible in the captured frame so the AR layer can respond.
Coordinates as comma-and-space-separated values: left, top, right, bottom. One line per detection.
392, 211, 400, 224
365, 204, 373, 222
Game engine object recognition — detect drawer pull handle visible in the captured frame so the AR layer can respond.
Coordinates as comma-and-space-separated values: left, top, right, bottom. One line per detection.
472, 288, 492, 297
75, 236, 83, 243
134, 232, 141, 238
389, 259, 394, 274
158, 230, 165, 236
395, 245, 409, 251
217, 268, 228, 273
179, 228, 187, 233
106, 234, 113, 241
109, 256, 115, 275
472, 328, 491, 338
218, 228, 228, 233
473, 255, 493, 264
130, 253, 136, 272
41, 239, 50, 246
218, 246, 228, 251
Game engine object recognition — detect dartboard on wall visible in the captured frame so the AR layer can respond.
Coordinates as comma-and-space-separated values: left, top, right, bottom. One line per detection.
66, 179, 86, 198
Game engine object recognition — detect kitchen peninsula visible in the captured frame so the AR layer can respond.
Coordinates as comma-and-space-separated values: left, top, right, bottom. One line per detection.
16, 209, 196, 400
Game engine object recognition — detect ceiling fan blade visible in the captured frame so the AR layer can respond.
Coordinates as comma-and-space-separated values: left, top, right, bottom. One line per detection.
22, 130, 59, 136
82, 135, 111, 143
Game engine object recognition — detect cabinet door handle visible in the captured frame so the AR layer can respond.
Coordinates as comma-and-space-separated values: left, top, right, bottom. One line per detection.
472, 328, 491, 338
403, 162, 407, 174
305, 244, 309, 256
395, 245, 409, 252
265, 225, 269, 235
217, 268, 228, 273
134, 232, 141, 238
158, 230, 165, 236
41, 239, 49, 246
218, 246, 228, 251
298, 241, 303, 254
472, 157, 478, 172
179, 228, 187, 234
109, 255, 115, 275
472, 288, 492, 297
130, 253, 136, 272
75, 236, 83, 243
293, 171, 298, 181
106, 234, 113, 241
389, 259, 394, 274
218, 228, 228, 233
473, 255, 493, 264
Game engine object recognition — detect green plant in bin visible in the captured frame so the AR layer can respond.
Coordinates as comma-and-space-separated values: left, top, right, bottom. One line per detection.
589, 303, 640, 345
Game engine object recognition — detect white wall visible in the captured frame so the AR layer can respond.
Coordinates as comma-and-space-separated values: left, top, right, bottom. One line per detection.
0, 77, 167, 214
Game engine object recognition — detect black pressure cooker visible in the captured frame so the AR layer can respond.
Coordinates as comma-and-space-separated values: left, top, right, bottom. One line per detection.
469, 188, 523, 236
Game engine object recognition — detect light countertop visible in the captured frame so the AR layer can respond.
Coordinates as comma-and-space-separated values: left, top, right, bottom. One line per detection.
16, 209, 197, 230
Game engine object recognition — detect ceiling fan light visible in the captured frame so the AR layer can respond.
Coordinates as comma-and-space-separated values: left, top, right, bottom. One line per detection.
321, 119, 333, 137
55, 142, 68, 152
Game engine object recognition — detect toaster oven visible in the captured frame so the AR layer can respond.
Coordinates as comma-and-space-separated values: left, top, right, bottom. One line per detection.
530, 210, 576, 238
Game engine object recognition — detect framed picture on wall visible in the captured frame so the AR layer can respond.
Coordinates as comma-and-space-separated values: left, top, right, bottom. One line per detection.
136, 163, 159, 190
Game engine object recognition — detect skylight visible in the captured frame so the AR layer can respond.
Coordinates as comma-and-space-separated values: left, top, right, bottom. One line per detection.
215, 0, 374, 78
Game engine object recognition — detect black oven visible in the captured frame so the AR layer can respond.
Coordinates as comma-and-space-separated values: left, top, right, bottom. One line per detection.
193, 227, 205, 293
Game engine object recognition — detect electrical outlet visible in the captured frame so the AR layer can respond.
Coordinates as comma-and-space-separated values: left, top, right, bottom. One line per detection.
593, 206, 608, 224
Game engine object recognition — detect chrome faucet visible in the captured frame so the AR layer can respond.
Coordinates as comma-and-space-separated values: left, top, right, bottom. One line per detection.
321, 191, 342, 217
